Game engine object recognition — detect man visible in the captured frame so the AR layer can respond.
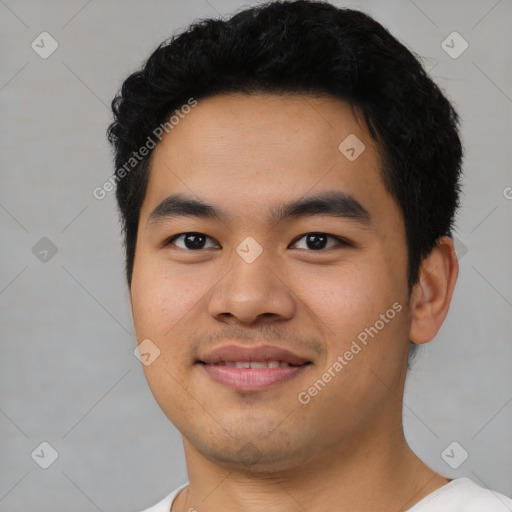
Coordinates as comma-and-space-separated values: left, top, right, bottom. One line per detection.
106, 1, 512, 510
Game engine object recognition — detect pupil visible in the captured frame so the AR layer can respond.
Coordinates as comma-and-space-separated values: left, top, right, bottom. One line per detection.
185, 233, 205, 249
307, 233, 327, 249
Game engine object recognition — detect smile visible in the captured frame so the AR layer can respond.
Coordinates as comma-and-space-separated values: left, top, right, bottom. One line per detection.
205, 360, 300, 368
198, 361, 311, 391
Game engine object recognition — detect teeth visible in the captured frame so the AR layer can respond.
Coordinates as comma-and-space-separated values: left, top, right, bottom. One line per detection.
248, 361, 267, 369
214, 361, 292, 368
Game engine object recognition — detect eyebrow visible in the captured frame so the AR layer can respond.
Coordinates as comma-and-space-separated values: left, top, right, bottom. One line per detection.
147, 191, 372, 227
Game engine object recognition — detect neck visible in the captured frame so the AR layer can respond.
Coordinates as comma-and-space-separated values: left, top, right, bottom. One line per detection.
173, 422, 448, 512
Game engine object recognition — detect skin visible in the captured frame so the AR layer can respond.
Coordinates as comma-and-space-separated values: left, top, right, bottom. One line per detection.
130, 93, 459, 512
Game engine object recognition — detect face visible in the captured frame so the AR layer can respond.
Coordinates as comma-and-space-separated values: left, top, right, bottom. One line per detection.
130, 93, 412, 472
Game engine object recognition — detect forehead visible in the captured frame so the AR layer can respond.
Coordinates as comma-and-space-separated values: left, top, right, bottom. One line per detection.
140, 93, 397, 229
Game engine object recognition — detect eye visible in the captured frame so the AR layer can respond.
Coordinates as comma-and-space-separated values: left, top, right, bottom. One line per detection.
165, 232, 220, 250
289, 232, 350, 251
164, 231, 350, 252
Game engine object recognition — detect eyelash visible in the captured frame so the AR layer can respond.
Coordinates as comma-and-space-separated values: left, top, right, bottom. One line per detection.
164, 232, 351, 251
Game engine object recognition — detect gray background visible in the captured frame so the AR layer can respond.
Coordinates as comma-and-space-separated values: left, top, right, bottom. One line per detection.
1, 0, 511, 510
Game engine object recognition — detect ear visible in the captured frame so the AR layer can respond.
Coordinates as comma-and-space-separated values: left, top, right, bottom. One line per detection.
409, 236, 459, 345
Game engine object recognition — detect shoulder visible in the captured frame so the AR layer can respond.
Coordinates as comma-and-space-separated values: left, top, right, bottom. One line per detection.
408, 478, 512, 511
139, 483, 189, 512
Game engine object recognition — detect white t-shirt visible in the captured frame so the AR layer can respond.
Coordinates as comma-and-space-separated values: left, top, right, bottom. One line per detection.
141, 478, 512, 512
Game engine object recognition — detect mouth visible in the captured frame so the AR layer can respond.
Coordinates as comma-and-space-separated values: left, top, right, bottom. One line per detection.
196, 343, 314, 391
197, 360, 312, 391
200, 360, 305, 368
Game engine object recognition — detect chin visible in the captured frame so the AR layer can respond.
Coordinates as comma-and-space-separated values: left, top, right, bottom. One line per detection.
182, 425, 319, 474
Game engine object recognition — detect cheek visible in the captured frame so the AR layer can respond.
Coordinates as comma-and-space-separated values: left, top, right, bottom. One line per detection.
130, 253, 215, 346
130, 266, 162, 338
293, 262, 376, 331
294, 260, 406, 354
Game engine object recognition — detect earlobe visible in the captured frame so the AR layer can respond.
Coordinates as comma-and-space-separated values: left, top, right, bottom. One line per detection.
409, 236, 459, 345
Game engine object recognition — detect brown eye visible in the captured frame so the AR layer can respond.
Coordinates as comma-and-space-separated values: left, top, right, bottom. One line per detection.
290, 233, 349, 250
166, 232, 219, 250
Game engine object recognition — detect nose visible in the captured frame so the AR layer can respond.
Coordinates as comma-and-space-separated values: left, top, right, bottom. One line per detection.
207, 247, 296, 326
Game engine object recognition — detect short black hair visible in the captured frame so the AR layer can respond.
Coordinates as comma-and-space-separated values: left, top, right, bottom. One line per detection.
107, 0, 463, 295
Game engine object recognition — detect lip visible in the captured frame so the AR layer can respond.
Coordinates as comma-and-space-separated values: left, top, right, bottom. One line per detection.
197, 344, 311, 366
200, 364, 309, 391
197, 344, 313, 392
